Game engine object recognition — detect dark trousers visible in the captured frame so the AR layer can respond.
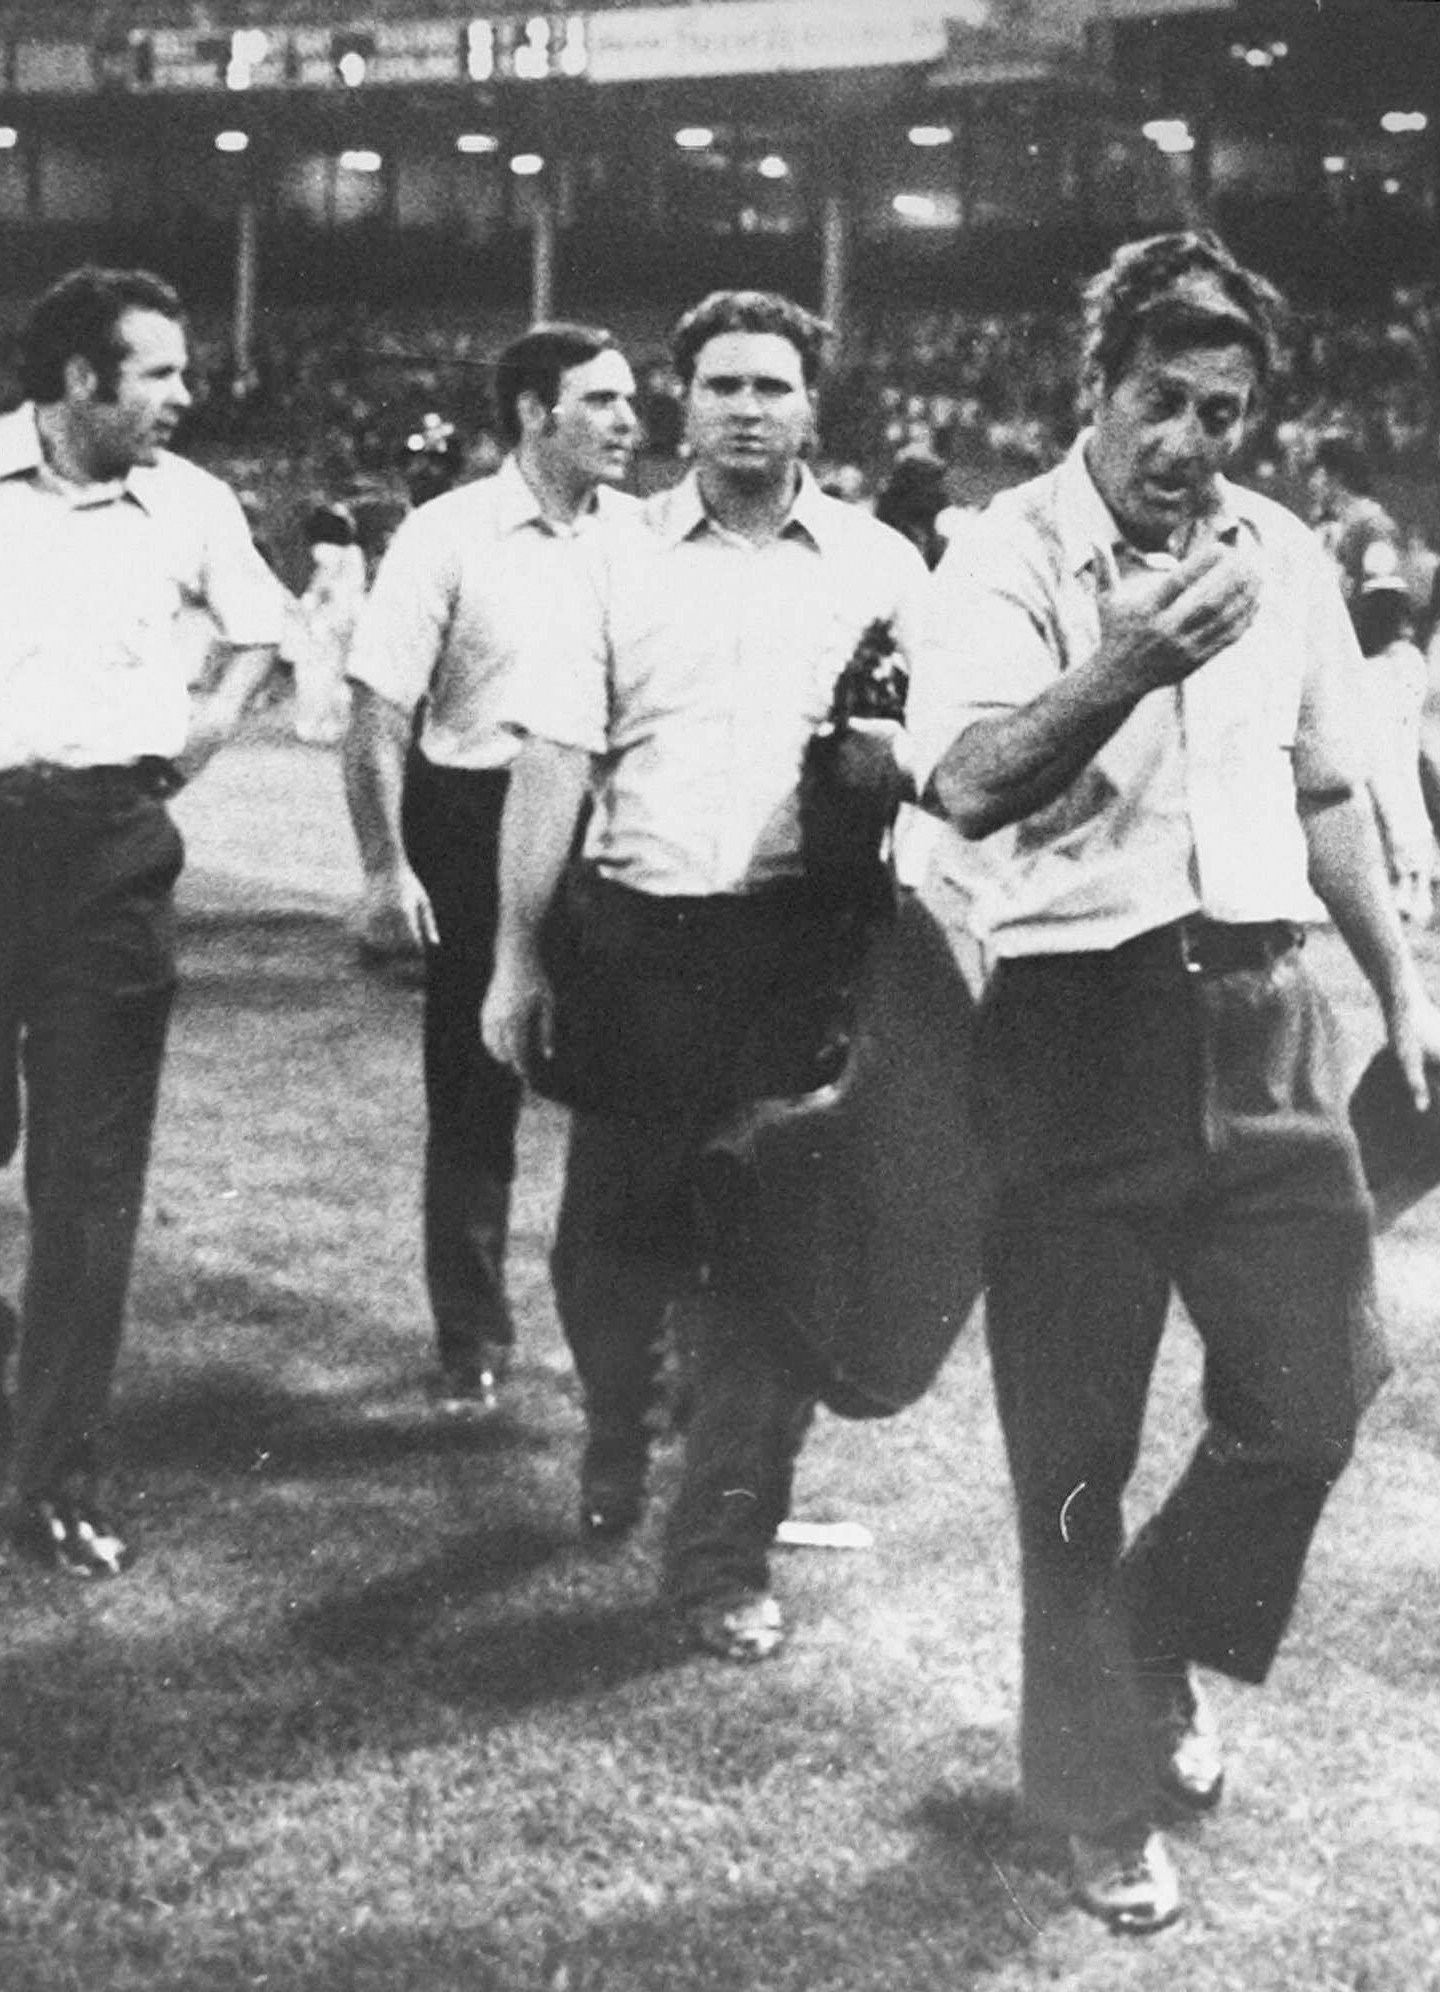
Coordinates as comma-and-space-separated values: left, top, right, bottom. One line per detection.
400, 751, 523, 1369
550, 875, 846, 1606
0, 774, 182, 1498
975, 924, 1388, 1836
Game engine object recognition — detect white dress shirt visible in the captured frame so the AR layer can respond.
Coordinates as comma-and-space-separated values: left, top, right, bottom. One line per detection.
504, 467, 935, 896
921, 437, 1366, 956
345, 455, 638, 772
0, 404, 285, 769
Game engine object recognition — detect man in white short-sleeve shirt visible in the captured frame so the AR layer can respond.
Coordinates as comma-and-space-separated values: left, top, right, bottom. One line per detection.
482, 290, 932, 1657
923, 231, 1440, 1934
343, 324, 639, 1416
0, 265, 283, 1577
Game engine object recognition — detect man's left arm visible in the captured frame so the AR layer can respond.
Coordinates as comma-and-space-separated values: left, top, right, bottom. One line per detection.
1297, 589, 1440, 1108
179, 644, 278, 782
175, 478, 287, 781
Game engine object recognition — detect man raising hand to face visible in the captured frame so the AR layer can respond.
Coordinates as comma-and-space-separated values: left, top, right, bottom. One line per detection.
922, 231, 1440, 1934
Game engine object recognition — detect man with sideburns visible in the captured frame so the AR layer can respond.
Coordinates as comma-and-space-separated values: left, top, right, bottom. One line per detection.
0, 265, 283, 1574
920, 231, 1440, 1931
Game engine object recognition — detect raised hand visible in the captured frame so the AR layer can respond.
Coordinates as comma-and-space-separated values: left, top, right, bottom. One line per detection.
1095, 538, 1262, 698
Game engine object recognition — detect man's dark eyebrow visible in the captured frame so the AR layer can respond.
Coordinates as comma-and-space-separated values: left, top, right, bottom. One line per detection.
698, 372, 796, 391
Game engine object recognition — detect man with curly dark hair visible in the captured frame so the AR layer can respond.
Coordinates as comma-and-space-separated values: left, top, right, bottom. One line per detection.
923, 231, 1440, 1932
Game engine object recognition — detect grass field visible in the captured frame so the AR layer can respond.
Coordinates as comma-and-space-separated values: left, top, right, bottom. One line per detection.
3, 731, 1440, 1990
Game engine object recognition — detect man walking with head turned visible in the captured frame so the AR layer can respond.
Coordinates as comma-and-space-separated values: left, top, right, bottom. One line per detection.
922, 230, 1440, 1932
482, 289, 933, 1656
0, 266, 284, 1574
343, 324, 639, 1416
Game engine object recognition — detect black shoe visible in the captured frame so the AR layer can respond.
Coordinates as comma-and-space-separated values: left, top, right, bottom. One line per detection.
579, 1437, 648, 1543
14, 1493, 131, 1577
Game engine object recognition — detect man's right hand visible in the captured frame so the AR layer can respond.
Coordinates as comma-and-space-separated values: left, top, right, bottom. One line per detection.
481, 945, 551, 1080
1096, 539, 1262, 698
364, 862, 438, 952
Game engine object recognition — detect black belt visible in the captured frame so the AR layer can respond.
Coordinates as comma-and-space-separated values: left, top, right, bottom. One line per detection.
0, 757, 182, 809
1175, 914, 1303, 976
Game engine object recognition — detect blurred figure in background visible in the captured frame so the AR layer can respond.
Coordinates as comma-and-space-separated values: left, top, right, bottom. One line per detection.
1355, 574, 1434, 925
816, 460, 870, 505
290, 500, 365, 747
873, 449, 952, 570
402, 411, 467, 510
1307, 433, 1407, 619
343, 323, 639, 1416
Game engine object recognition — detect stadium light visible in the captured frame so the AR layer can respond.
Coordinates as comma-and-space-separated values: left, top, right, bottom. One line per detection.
226, 28, 268, 90
1383, 177, 1402, 196
675, 127, 716, 150
756, 154, 789, 180
332, 32, 374, 87
557, 19, 588, 78
893, 194, 942, 222
339, 149, 382, 173
514, 18, 550, 80
1381, 111, 1428, 136
215, 130, 250, 153
908, 125, 954, 148
1141, 118, 1194, 156
466, 20, 496, 82
510, 152, 545, 176
456, 133, 500, 155
0, 126, 18, 149
1322, 155, 1347, 175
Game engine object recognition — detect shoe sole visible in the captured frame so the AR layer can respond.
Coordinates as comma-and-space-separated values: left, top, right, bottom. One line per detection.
1077, 1892, 1184, 1937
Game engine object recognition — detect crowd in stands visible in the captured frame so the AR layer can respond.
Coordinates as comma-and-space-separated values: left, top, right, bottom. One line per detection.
825, 281, 1440, 522
4, 279, 1437, 579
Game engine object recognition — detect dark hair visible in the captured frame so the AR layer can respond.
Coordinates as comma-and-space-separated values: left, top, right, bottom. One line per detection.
874, 451, 950, 569
302, 500, 357, 548
1082, 231, 1285, 401
669, 289, 831, 390
19, 264, 184, 404
1354, 584, 1413, 658
492, 321, 617, 447
1313, 434, 1373, 496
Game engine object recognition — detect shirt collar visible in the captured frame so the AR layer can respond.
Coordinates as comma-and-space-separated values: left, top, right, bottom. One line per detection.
0, 402, 45, 482
1057, 430, 1245, 577
652, 464, 829, 551
0, 402, 157, 511
494, 451, 628, 538
493, 453, 550, 535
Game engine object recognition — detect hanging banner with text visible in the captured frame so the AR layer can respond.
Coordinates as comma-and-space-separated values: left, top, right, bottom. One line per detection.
585, 0, 961, 84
